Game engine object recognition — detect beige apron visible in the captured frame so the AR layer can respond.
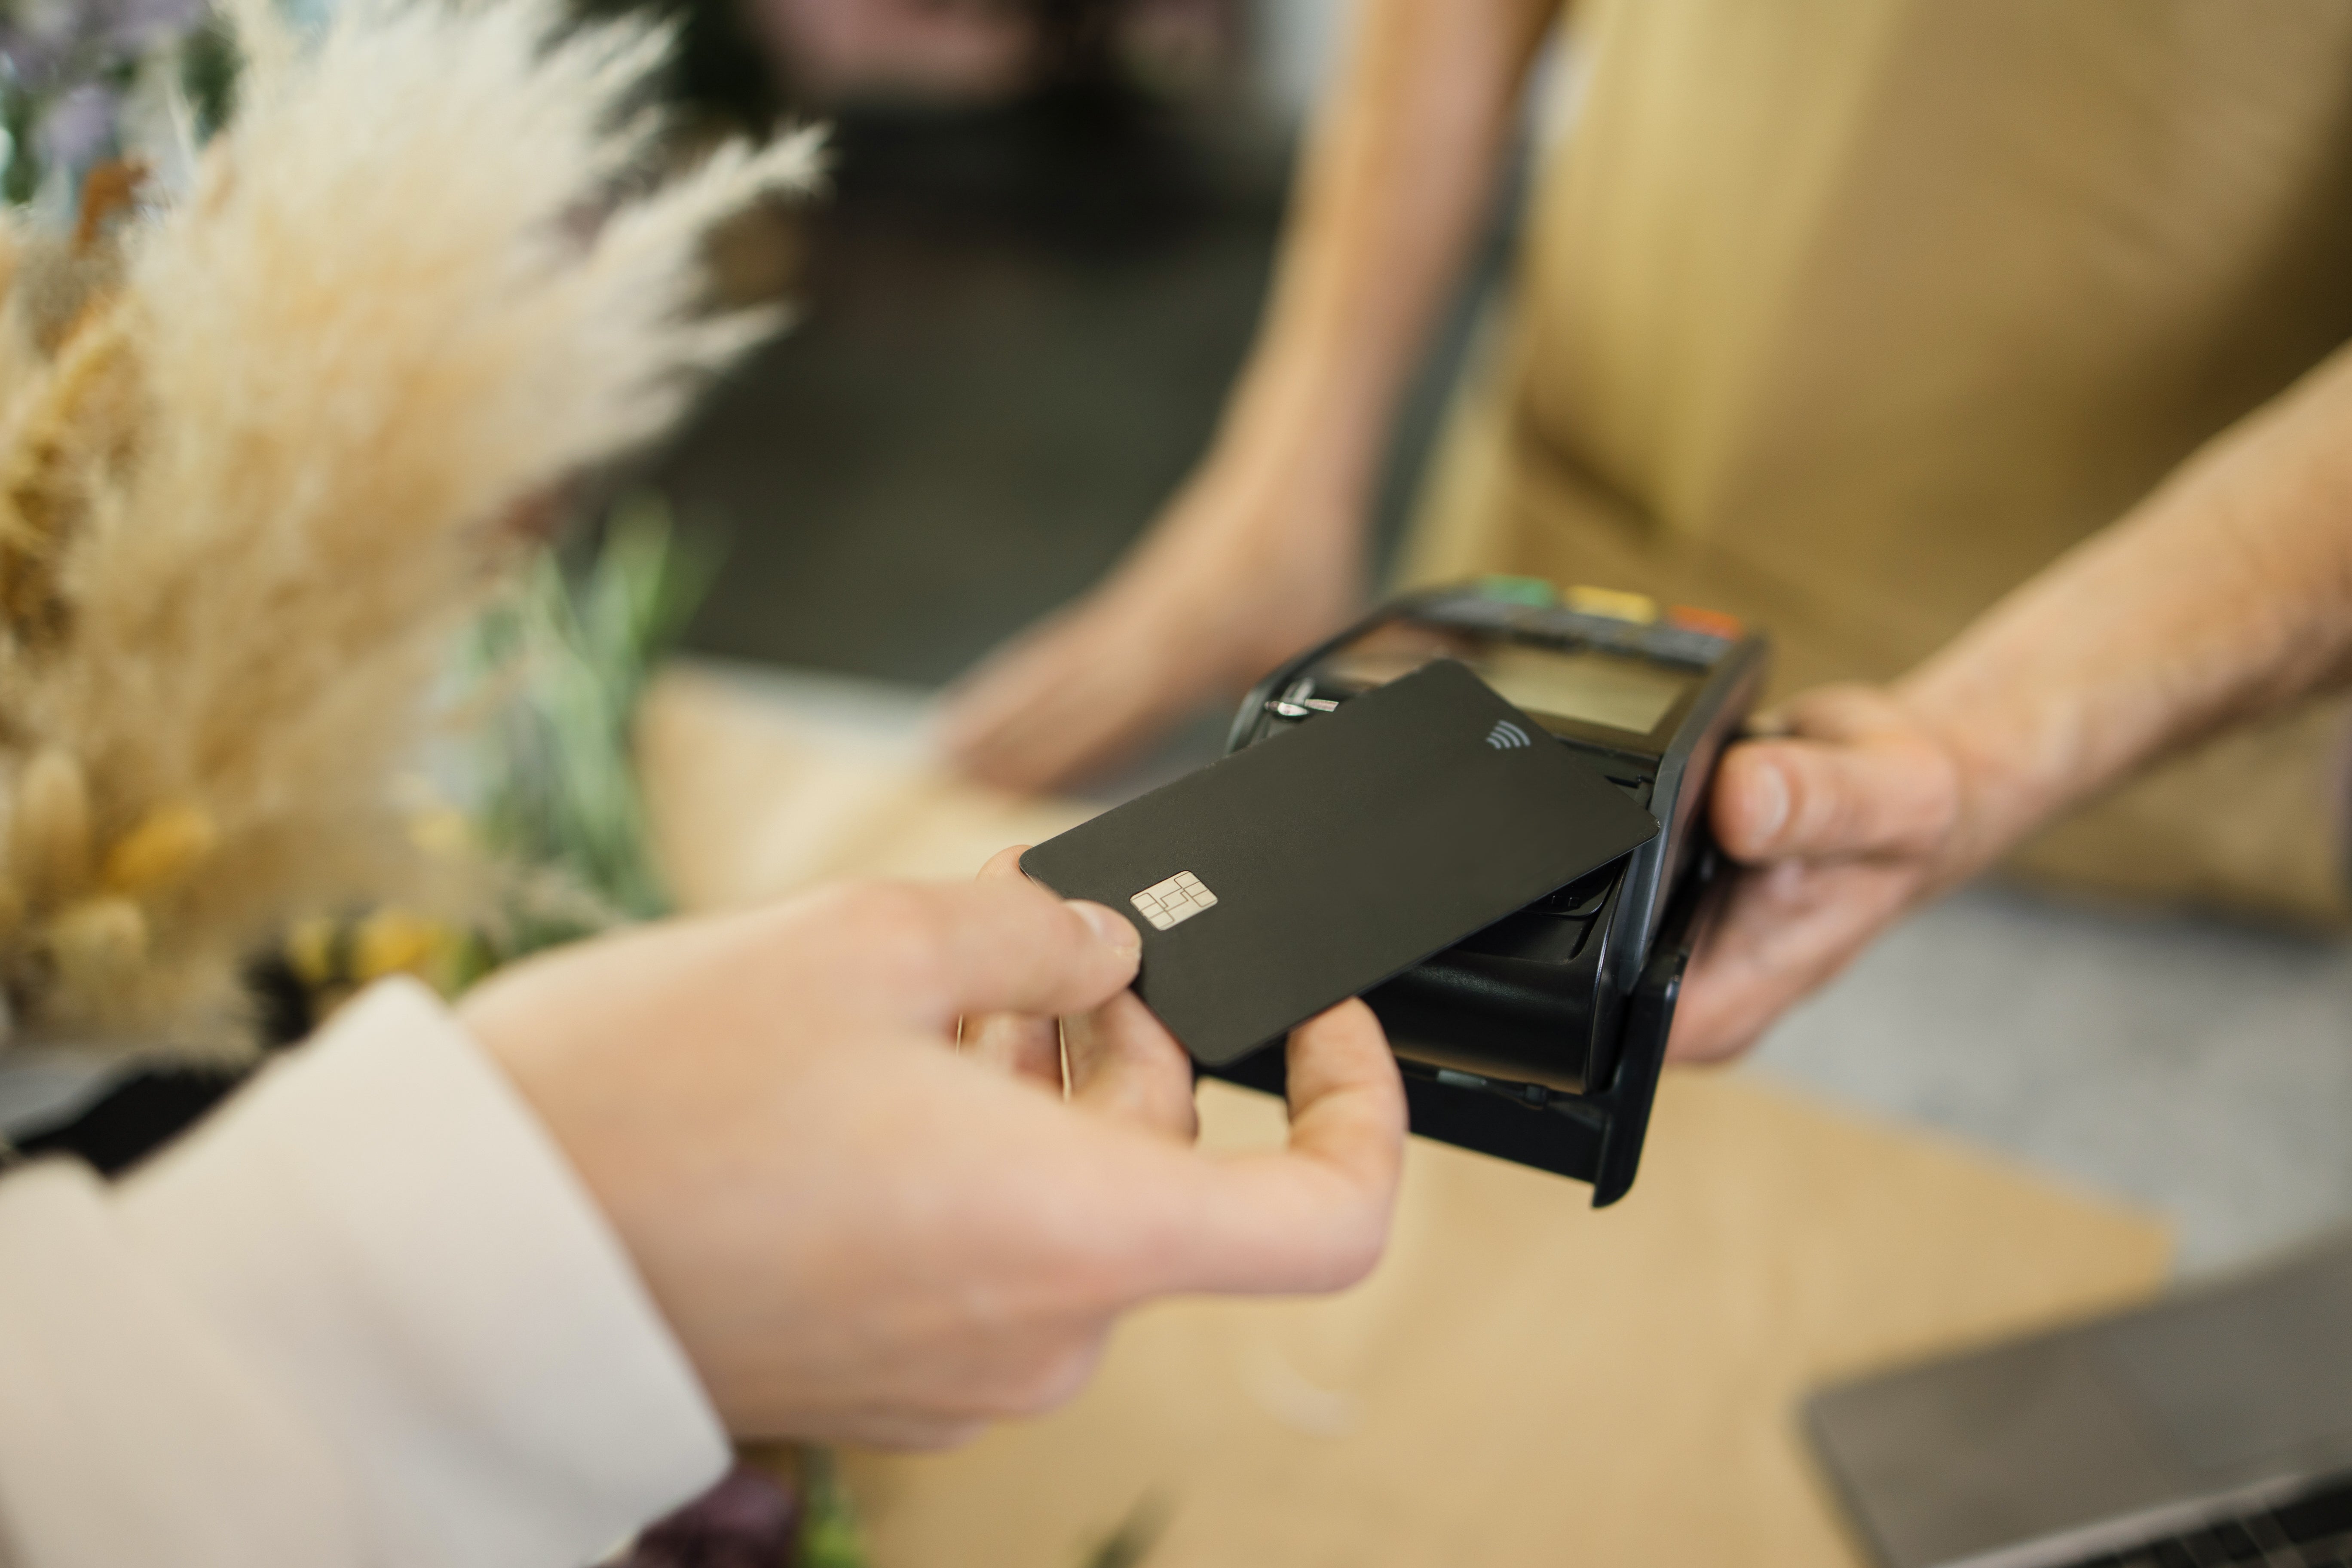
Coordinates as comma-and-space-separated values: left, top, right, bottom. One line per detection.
1403, 0, 2352, 926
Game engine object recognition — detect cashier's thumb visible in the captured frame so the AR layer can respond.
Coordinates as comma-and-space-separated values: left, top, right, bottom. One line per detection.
1712, 732, 1957, 864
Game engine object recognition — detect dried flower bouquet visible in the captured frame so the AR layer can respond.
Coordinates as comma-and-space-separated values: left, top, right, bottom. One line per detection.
0, 0, 817, 1057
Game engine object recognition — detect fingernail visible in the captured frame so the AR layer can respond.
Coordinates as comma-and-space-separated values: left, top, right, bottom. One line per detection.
1071, 900, 1141, 956
1746, 761, 1790, 848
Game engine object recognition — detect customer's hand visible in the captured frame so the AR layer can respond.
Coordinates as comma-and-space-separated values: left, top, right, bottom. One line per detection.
938, 464, 1363, 793
461, 860, 1404, 1449
1669, 685, 1979, 1064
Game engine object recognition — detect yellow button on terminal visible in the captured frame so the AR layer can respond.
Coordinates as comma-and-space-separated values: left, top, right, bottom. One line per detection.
1564, 585, 1659, 623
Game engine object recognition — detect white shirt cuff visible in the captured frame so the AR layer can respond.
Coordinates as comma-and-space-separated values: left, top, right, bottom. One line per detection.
106, 976, 730, 1568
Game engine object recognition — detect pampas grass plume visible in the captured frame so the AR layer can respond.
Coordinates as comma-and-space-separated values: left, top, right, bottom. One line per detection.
0, 0, 821, 1053
13, 749, 94, 914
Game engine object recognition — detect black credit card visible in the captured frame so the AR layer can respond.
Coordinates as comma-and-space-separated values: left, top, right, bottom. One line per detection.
1020, 658, 1660, 1066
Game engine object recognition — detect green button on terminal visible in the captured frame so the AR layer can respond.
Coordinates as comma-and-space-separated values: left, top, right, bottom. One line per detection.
1475, 574, 1558, 608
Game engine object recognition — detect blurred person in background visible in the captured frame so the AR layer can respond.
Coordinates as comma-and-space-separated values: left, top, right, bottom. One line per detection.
747, 0, 1047, 104
740, 0, 1229, 107
941, 0, 2352, 936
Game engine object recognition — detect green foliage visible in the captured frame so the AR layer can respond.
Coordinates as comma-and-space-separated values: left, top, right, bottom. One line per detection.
1081, 1496, 1171, 1568
795, 1445, 870, 1568
462, 493, 717, 960
178, 18, 239, 143
1, 89, 37, 207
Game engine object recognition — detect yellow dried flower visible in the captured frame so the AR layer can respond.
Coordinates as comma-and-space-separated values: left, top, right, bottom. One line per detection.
0, 303, 138, 650
102, 803, 219, 897
284, 913, 340, 989
407, 806, 476, 861
0, 0, 818, 1055
351, 908, 449, 985
47, 895, 148, 992
13, 749, 93, 912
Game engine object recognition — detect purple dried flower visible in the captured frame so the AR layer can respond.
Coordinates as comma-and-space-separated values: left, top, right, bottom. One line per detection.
0, 16, 75, 89
1, 0, 210, 200
38, 82, 117, 173
616, 1462, 802, 1568
96, 0, 208, 54
1, 0, 205, 91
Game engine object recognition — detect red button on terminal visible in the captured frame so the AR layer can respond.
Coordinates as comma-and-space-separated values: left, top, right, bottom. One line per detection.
1666, 604, 1744, 639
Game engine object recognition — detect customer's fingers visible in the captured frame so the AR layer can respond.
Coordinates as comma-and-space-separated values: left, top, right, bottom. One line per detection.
974, 845, 1031, 885
960, 1010, 1064, 1087
1064, 988, 1198, 1141
816, 1413, 989, 1453
824, 875, 1139, 1031
959, 847, 1067, 1087
1149, 1001, 1404, 1296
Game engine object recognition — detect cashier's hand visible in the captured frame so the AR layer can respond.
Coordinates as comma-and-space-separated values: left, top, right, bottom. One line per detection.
1669, 685, 1978, 1064
937, 458, 1363, 793
462, 854, 1404, 1449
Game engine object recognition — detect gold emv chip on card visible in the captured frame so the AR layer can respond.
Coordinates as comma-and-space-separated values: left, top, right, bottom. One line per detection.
1130, 871, 1219, 931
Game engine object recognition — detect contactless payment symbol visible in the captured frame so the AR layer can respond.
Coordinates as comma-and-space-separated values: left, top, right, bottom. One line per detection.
1486, 719, 1531, 750
1131, 870, 1218, 931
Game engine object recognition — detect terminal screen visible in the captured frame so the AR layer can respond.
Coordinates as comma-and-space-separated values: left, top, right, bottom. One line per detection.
1323, 625, 1690, 738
